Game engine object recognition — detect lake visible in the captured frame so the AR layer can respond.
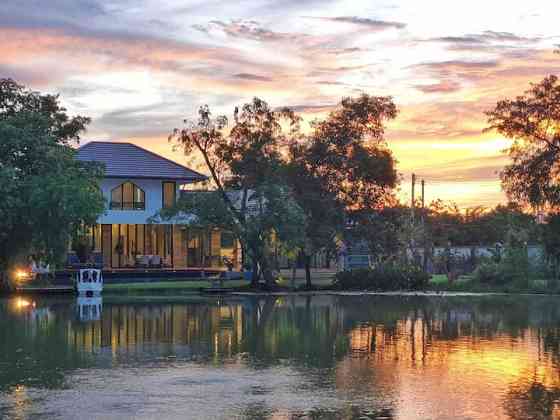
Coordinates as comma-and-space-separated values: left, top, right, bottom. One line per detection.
1, 294, 559, 419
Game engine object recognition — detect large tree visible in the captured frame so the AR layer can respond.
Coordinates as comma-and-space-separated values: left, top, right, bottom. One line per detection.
285, 95, 399, 285
0, 79, 104, 282
168, 98, 305, 288
486, 75, 560, 208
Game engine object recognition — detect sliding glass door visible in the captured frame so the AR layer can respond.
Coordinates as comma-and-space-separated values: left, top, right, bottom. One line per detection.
109, 224, 173, 268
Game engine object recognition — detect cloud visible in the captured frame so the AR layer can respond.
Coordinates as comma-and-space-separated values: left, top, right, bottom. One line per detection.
0, 0, 107, 29
424, 30, 540, 53
94, 103, 188, 137
0, 27, 265, 86
283, 103, 336, 113
413, 80, 462, 94
233, 73, 273, 82
325, 47, 364, 55
312, 16, 406, 31
414, 156, 508, 182
410, 60, 501, 85
194, 20, 303, 42
413, 60, 500, 70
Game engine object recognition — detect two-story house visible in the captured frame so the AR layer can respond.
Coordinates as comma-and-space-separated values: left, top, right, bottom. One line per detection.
76, 141, 239, 270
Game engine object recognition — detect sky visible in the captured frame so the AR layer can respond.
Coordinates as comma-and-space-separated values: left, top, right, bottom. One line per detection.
2, 0, 560, 208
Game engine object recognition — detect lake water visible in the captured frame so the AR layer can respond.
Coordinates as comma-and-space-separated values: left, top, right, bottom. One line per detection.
1, 294, 559, 419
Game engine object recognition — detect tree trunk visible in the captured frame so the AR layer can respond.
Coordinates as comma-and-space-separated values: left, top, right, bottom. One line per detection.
260, 254, 275, 289
0, 270, 13, 294
304, 254, 312, 289
251, 258, 259, 289
291, 262, 296, 290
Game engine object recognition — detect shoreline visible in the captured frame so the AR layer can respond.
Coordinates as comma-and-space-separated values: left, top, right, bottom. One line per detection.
5, 288, 560, 299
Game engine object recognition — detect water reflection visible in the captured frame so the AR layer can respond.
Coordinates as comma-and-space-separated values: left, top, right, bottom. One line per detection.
1, 295, 560, 419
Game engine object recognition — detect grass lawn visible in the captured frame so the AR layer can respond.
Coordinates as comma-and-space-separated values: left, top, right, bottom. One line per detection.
103, 269, 337, 293
104, 279, 249, 292
430, 274, 448, 285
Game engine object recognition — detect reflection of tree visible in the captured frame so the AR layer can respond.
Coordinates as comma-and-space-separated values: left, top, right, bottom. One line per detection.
0, 299, 88, 391
239, 401, 273, 420
299, 406, 395, 420
504, 381, 560, 420
241, 296, 347, 370
5, 295, 560, 419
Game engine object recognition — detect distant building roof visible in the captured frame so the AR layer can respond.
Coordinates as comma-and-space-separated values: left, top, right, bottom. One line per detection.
76, 141, 207, 182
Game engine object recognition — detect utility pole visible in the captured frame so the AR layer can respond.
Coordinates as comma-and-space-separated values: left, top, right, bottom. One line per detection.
421, 179, 425, 210
421, 179, 427, 271
409, 173, 417, 265
411, 173, 416, 223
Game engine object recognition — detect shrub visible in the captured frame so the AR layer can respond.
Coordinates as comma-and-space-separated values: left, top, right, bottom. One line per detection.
473, 246, 530, 287
333, 262, 429, 291
473, 261, 503, 284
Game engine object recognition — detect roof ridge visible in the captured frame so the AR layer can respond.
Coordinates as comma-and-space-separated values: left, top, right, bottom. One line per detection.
124, 141, 208, 179
77, 140, 207, 180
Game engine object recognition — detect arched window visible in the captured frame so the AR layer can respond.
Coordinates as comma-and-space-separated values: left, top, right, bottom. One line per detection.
110, 182, 145, 210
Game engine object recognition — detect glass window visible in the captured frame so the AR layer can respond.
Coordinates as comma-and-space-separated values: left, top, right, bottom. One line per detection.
110, 182, 145, 210
123, 183, 133, 209
111, 186, 122, 209
162, 182, 176, 209
220, 232, 235, 249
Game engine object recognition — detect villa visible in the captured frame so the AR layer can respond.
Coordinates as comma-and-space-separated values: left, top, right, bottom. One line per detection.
73, 141, 240, 272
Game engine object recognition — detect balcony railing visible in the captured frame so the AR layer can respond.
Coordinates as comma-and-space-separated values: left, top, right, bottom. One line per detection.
110, 201, 145, 210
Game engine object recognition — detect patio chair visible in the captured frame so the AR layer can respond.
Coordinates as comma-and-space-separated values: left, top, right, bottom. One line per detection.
150, 255, 162, 268
67, 252, 81, 269
136, 255, 150, 268
92, 252, 103, 269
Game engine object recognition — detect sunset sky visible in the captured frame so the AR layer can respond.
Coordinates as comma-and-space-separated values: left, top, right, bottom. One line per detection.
2, 0, 560, 208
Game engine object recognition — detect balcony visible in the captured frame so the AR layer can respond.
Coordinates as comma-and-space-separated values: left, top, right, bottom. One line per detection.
110, 201, 146, 211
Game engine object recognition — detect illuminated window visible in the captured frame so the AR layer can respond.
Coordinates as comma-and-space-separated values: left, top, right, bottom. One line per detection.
220, 232, 235, 248
110, 182, 145, 210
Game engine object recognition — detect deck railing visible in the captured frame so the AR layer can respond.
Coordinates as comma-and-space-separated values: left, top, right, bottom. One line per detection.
110, 201, 145, 210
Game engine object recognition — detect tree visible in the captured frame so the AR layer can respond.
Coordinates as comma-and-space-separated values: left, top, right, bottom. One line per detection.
287, 95, 399, 286
168, 98, 305, 288
0, 79, 104, 282
541, 213, 560, 281
486, 75, 560, 208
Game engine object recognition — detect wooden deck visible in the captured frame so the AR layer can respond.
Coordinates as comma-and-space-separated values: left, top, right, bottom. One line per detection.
56, 267, 224, 281
15, 285, 75, 295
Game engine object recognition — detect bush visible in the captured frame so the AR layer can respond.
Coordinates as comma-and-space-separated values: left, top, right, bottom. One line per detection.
473, 247, 530, 287
473, 261, 504, 284
333, 263, 430, 291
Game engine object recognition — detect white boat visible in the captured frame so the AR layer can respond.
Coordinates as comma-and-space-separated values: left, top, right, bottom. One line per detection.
75, 269, 103, 296
76, 296, 102, 321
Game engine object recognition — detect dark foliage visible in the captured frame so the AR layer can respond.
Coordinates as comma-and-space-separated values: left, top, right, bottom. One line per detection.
333, 263, 430, 291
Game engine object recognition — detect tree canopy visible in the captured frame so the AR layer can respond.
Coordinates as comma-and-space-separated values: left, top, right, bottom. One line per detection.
287, 94, 399, 285
486, 75, 560, 208
168, 98, 305, 287
0, 79, 104, 276
167, 94, 400, 287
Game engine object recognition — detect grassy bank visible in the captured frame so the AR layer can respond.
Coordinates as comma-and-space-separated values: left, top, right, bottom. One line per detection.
104, 279, 249, 293
95, 270, 560, 295
427, 274, 559, 294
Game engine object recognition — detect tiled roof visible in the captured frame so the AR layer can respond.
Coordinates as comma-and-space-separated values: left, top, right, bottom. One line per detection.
76, 141, 207, 181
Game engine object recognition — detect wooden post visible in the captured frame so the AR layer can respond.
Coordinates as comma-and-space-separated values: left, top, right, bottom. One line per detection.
411, 173, 416, 223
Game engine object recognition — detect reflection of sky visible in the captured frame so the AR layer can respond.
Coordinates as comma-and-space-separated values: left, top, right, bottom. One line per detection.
3, 1, 560, 208
1, 296, 560, 418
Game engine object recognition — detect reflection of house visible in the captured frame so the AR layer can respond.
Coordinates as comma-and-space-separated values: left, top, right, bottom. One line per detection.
75, 141, 240, 270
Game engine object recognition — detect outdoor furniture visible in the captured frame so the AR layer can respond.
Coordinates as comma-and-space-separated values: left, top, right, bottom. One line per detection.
136, 255, 150, 267
150, 255, 162, 267
67, 253, 81, 269
162, 256, 172, 268
32, 261, 52, 282
92, 252, 103, 269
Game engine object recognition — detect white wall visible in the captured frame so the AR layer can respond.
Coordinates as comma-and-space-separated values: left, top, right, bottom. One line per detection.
97, 178, 183, 225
